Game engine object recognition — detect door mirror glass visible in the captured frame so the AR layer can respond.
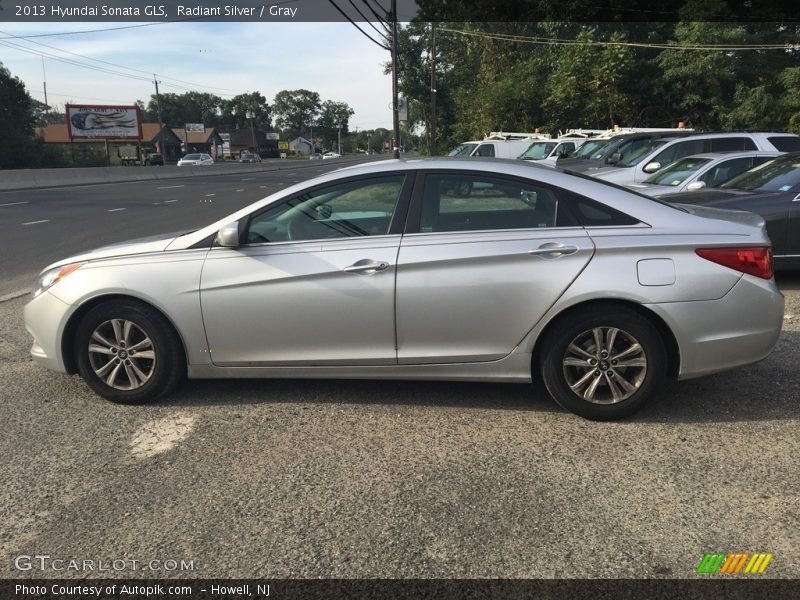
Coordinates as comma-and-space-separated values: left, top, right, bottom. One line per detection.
216, 222, 240, 247
686, 181, 706, 191
643, 161, 662, 174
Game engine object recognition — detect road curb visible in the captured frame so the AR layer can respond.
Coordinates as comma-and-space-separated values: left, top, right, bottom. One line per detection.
0, 289, 29, 303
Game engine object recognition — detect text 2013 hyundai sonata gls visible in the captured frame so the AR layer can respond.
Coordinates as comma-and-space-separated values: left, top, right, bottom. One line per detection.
24, 158, 784, 420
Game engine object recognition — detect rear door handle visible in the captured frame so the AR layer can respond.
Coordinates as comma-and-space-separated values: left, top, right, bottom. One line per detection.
343, 259, 390, 274
528, 243, 579, 257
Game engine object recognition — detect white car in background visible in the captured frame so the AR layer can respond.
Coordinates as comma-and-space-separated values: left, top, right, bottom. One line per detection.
323, 152, 341, 159
177, 153, 214, 167
518, 138, 592, 163
626, 151, 781, 197
589, 132, 800, 186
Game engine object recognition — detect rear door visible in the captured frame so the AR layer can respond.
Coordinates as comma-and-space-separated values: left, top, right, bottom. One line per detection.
395, 171, 594, 364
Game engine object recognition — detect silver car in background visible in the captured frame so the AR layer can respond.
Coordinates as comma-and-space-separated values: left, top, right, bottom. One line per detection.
24, 158, 784, 420
626, 151, 781, 197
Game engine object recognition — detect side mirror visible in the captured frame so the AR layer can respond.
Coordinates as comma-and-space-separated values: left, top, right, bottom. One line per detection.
607, 152, 622, 165
216, 221, 240, 247
686, 181, 706, 191
643, 161, 662, 174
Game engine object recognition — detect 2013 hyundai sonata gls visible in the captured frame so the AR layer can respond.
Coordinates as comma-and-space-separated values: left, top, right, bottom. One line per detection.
24, 158, 784, 420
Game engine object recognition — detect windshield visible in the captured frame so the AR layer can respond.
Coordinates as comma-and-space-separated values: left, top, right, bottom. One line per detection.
643, 157, 712, 186
447, 143, 478, 157
719, 157, 800, 192
183, 154, 201, 160
519, 141, 557, 160
618, 140, 667, 167
566, 139, 609, 159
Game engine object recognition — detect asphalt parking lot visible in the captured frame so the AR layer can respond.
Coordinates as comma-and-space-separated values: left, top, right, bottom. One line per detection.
1, 277, 798, 580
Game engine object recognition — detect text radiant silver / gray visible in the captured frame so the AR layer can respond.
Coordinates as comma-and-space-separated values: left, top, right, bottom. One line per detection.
24, 158, 784, 420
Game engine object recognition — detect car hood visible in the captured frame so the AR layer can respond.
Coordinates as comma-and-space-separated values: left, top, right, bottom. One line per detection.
43, 231, 188, 271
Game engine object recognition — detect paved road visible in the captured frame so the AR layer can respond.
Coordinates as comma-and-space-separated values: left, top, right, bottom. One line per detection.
0, 157, 384, 297
1, 280, 798, 580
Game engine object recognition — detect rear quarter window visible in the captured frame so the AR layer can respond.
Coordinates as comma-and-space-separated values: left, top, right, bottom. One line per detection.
768, 136, 800, 152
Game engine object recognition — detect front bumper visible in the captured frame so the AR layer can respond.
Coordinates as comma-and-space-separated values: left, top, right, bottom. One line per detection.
24, 290, 74, 374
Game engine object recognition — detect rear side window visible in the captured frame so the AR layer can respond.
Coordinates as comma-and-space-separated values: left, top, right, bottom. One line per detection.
709, 137, 757, 152
768, 136, 800, 151
560, 191, 641, 226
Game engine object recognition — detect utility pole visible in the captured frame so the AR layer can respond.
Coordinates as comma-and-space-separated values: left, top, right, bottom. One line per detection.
246, 110, 257, 153
153, 74, 166, 161
430, 22, 437, 156
337, 122, 342, 155
390, 0, 400, 159
42, 57, 49, 120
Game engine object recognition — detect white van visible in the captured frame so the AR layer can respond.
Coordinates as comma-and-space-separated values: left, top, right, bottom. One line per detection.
448, 138, 536, 159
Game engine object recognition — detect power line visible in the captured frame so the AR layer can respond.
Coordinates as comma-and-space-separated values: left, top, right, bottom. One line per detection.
327, 0, 389, 50
346, 0, 389, 41
0, 22, 169, 39
438, 27, 800, 51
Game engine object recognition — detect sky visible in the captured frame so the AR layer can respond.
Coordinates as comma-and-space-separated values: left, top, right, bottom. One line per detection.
0, 21, 396, 131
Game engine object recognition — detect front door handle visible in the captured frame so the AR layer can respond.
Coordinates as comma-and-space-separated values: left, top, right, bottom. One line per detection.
528, 243, 579, 258
343, 259, 390, 274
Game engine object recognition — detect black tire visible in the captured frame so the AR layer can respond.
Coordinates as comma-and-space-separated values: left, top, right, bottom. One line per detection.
74, 300, 185, 404
454, 181, 473, 197
539, 305, 666, 420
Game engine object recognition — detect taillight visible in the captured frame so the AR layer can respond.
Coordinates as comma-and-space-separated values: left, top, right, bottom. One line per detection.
695, 247, 773, 279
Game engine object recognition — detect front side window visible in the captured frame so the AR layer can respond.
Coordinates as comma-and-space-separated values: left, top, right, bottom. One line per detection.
419, 174, 576, 233
644, 157, 712, 186
447, 143, 477, 156
244, 175, 405, 244
720, 158, 800, 192
618, 139, 668, 167
475, 144, 496, 157
651, 139, 706, 168
699, 157, 766, 187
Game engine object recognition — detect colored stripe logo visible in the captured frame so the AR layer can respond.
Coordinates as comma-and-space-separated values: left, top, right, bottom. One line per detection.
697, 552, 773, 574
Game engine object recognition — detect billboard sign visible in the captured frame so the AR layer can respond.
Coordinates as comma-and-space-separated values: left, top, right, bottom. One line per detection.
66, 104, 142, 139
185, 123, 205, 133
266, 132, 280, 140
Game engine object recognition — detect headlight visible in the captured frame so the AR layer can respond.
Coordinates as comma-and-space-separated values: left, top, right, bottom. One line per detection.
32, 262, 85, 297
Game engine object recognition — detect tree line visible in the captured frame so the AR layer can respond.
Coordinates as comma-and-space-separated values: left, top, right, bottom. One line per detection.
396, 21, 800, 154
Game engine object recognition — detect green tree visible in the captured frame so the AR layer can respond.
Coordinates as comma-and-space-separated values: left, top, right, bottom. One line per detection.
272, 89, 321, 138
0, 62, 40, 169
316, 100, 355, 150
221, 92, 272, 130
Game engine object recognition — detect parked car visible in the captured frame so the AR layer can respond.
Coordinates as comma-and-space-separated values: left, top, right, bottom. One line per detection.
239, 152, 261, 163
447, 138, 536, 159
309, 153, 323, 160
626, 151, 781, 197
177, 153, 214, 166
589, 132, 800, 186
144, 152, 163, 166
557, 131, 696, 172
24, 158, 783, 420
667, 152, 800, 270
323, 152, 341, 159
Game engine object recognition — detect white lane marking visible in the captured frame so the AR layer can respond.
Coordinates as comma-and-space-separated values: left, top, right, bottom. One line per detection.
23, 219, 49, 225
130, 414, 197, 459
205, 193, 216, 197
235, 188, 245, 192
317, 169, 325, 172
241, 177, 256, 181
286, 172, 297, 176
164, 199, 178, 203
0, 201, 29, 207
259, 185, 267, 188
157, 185, 185, 189
107, 208, 126, 212
0, 289, 30, 302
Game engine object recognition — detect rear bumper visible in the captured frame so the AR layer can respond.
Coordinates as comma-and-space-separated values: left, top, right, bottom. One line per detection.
648, 275, 784, 380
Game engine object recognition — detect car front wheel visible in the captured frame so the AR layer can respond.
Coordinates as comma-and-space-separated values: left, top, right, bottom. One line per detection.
74, 300, 185, 404
540, 305, 666, 420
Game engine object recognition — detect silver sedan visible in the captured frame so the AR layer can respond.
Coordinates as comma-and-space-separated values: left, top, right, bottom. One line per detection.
24, 158, 784, 420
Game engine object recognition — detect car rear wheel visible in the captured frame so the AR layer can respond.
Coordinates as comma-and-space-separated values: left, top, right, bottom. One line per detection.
540, 306, 666, 420
74, 300, 185, 404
